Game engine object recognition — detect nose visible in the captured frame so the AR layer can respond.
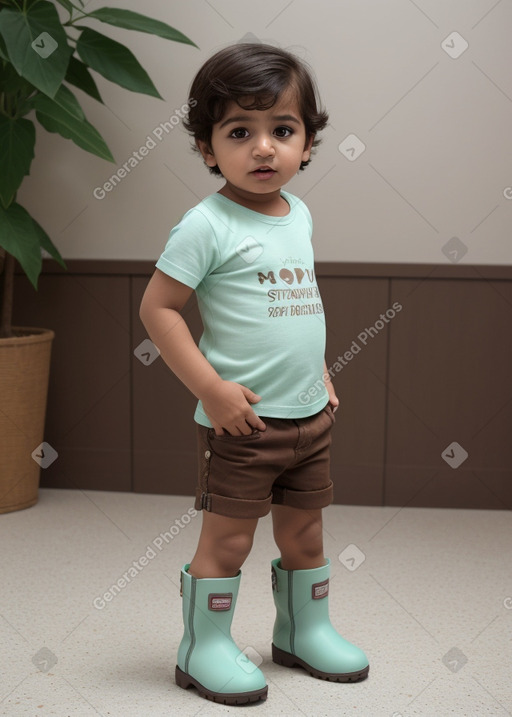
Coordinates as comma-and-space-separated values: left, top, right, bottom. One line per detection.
252, 133, 275, 158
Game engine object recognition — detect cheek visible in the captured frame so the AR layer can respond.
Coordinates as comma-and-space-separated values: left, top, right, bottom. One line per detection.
220, 146, 246, 167
286, 144, 308, 165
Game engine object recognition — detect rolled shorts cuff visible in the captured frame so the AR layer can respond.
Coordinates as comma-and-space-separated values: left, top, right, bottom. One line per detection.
194, 488, 273, 519
271, 480, 334, 510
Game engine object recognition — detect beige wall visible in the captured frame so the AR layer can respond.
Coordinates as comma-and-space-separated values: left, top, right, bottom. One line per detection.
19, 0, 512, 264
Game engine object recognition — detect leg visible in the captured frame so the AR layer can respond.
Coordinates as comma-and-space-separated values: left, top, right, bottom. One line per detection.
271, 504, 324, 570
189, 511, 259, 578
177, 512, 267, 704
270, 505, 369, 681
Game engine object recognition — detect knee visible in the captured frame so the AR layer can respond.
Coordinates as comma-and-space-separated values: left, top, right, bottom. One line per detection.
217, 531, 254, 569
275, 518, 323, 559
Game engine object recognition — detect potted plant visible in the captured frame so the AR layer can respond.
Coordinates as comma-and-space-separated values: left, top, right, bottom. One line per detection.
0, 0, 196, 513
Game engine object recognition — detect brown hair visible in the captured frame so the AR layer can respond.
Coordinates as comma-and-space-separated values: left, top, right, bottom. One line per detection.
183, 43, 328, 175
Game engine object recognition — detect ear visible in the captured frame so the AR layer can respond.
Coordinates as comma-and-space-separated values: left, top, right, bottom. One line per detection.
302, 134, 315, 163
196, 139, 217, 168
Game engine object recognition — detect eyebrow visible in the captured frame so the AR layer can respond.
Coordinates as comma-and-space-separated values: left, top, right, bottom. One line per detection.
219, 114, 301, 129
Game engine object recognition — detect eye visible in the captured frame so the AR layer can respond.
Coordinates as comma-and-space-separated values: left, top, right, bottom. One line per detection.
229, 127, 249, 139
274, 126, 293, 138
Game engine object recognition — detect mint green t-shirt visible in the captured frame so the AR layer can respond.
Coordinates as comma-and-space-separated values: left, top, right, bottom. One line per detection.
155, 190, 329, 427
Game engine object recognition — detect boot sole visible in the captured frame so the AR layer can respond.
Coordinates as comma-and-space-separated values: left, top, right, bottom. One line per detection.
175, 665, 268, 705
272, 643, 369, 683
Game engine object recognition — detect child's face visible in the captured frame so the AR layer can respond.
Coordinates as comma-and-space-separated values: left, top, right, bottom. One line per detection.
197, 88, 313, 205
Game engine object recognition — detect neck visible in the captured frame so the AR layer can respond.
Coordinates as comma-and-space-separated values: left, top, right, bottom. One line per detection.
218, 184, 290, 216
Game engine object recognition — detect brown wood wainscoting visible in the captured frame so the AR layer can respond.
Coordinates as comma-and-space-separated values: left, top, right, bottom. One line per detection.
11, 260, 512, 509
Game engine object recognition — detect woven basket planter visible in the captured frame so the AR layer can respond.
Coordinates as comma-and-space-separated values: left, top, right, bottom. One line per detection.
0, 328, 54, 513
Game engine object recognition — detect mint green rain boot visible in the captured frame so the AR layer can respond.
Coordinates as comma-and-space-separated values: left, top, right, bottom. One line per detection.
175, 564, 268, 704
271, 558, 369, 682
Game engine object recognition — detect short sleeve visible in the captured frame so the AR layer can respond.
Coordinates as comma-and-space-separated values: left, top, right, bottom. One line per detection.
155, 207, 220, 289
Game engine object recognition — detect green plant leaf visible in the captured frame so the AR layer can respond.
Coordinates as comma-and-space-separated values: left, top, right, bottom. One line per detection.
54, 0, 74, 16
76, 27, 162, 99
0, 1, 72, 98
65, 55, 103, 103
33, 91, 114, 162
0, 61, 35, 96
0, 116, 36, 208
0, 202, 43, 289
44, 83, 85, 121
0, 32, 8, 61
85, 8, 197, 47
37, 218, 66, 269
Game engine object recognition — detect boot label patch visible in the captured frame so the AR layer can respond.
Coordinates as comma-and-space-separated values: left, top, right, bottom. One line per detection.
208, 593, 233, 611
271, 565, 277, 591
312, 579, 329, 599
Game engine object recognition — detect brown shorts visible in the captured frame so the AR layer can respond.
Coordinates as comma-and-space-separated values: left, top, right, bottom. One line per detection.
194, 403, 335, 519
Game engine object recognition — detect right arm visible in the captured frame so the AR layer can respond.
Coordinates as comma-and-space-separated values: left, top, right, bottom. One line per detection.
139, 269, 266, 436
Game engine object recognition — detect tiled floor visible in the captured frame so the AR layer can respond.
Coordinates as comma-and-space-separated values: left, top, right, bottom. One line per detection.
1, 489, 511, 716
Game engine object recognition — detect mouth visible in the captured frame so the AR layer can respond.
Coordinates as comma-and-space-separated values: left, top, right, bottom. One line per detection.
251, 166, 276, 179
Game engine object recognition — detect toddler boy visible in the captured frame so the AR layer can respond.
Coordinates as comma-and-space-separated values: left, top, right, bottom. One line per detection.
140, 42, 369, 705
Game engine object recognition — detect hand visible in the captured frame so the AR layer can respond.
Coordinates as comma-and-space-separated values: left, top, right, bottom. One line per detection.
326, 384, 340, 412
199, 380, 267, 436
